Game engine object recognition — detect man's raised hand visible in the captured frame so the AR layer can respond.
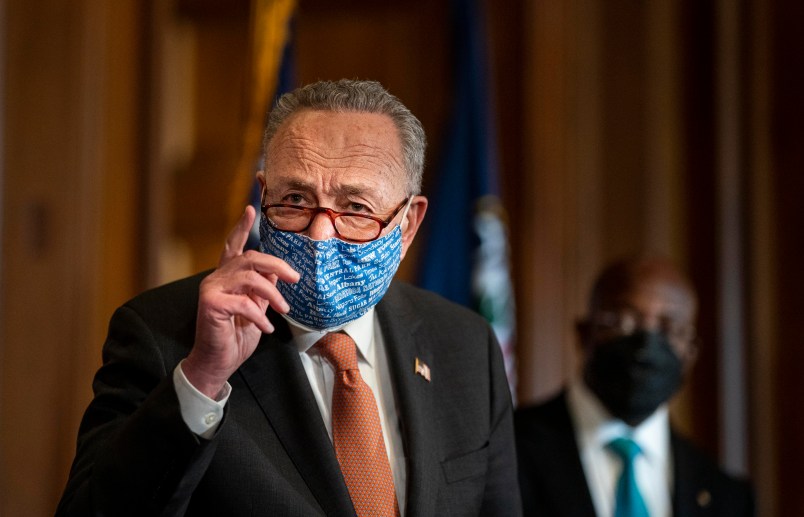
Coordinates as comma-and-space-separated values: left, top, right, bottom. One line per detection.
183, 206, 300, 399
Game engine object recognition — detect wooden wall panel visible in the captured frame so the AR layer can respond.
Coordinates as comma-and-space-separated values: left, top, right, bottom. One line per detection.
172, 7, 251, 274
747, 1, 778, 514
0, 1, 147, 514
771, 1, 804, 514
516, 0, 576, 403
2, 2, 93, 513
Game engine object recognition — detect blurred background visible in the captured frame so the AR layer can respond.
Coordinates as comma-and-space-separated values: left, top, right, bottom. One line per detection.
1, 0, 802, 515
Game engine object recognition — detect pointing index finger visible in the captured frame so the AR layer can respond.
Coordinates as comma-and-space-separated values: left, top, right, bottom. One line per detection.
220, 205, 257, 263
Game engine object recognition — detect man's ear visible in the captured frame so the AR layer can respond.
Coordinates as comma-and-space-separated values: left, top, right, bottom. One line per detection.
680, 338, 699, 373
399, 195, 428, 260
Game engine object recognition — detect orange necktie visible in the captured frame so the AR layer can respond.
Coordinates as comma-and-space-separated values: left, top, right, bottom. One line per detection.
315, 332, 400, 517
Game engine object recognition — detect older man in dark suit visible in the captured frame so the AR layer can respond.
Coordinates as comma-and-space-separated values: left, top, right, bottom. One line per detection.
56, 79, 520, 517
515, 256, 754, 517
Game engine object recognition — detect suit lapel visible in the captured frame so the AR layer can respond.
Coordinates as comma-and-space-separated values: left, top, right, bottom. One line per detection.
549, 394, 598, 517
237, 312, 356, 517
376, 284, 439, 517
671, 432, 711, 517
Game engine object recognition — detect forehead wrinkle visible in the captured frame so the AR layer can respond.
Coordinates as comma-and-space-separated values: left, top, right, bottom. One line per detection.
266, 168, 394, 208
282, 138, 401, 170
270, 138, 400, 177
265, 111, 407, 206
343, 142, 404, 166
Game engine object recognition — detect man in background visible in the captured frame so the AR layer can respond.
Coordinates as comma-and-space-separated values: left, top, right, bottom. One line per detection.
56, 79, 519, 517
515, 255, 753, 516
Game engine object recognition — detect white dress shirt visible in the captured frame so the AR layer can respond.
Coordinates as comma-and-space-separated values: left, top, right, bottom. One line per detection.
174, 308, 407, 514
567, 377, 673, 517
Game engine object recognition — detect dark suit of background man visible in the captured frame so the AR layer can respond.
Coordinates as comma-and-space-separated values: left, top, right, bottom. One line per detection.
515, 256, 754, 517
56, 79, 520, 517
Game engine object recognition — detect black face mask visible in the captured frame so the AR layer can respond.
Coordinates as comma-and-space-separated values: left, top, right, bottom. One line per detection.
583, 330, 683, 426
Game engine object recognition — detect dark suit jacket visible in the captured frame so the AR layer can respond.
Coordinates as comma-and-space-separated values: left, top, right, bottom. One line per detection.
514, 392, 754, 517
56, 272, 520, 517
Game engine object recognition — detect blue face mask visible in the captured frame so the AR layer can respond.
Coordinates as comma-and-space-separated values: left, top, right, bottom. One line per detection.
258, 215, 403, 330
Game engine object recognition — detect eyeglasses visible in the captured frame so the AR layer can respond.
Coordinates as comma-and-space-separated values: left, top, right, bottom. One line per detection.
589, 309, 697, 347
261, 198, 410, 243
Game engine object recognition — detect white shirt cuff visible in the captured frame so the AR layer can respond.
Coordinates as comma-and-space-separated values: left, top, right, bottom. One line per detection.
173, 360, 231, 439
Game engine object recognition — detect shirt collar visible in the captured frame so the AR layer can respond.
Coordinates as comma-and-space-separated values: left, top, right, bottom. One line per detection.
284, 308, 377, 367
568, 376, 670, 464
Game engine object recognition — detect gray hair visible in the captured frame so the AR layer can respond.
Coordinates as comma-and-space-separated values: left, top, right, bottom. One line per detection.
263, 79, 426, 195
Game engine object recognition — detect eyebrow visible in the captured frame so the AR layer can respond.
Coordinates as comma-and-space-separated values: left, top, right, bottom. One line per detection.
276, 178, 315, 191
338, 184, 366, 196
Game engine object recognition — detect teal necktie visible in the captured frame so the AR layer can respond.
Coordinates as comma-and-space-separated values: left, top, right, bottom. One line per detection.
607, 437, 650, 517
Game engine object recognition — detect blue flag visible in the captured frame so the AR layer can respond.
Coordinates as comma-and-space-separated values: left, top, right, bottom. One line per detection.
417, 0, 517, 399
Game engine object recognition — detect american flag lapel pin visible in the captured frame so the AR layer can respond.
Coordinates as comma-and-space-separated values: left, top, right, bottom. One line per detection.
414, 357, 431, 382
